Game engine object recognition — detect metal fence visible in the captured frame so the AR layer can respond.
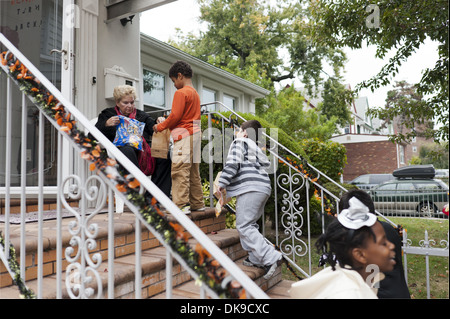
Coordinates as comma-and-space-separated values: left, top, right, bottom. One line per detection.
369, 185, 449, 219
402, 230, 449, 299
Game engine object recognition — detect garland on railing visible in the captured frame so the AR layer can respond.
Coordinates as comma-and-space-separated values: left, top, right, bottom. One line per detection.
0, 51, 246, 299
204, 110, 406, 239
0, 232, 36, 299
205, 112, 336, 216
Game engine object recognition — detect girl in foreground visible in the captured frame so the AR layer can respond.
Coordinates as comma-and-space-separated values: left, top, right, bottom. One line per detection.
290, 197, 396, 298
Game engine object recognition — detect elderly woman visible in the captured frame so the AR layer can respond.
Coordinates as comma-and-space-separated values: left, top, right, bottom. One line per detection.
95, 85, 171, 197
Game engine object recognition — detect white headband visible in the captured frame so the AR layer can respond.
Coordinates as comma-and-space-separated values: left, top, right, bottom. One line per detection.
337, 197, 377, 230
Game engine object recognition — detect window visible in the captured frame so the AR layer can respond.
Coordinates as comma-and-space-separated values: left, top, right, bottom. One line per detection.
203, 88, 217, 112
352, 175, 370, 184
415, 182, 440, 190
376, 183, 396, 195
399, 145, 405, 164
223, 94, 236, 111
396, 182, 415, 193
143, 69, 165, 109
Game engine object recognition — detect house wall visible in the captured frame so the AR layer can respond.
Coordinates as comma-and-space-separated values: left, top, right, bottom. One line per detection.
343, 140, 398, 182
140, 34, 268, 115
75, 4, 268, 120
342, 139, 409, 182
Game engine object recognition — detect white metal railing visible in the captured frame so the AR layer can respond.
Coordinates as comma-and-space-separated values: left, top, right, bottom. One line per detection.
201, 102, 343, 277
0, 32, 267, 299
402, 230, 449, 299
200, 101, 402, 278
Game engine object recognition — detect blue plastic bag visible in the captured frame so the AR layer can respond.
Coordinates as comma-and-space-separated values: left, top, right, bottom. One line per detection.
113, 115, 145, 151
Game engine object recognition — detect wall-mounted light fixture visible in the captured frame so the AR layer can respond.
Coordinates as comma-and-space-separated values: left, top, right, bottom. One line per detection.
120, 15, 135, 26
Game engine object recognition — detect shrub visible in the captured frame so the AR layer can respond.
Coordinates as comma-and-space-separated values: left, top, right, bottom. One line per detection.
199, 112, 348, 235
299, 138, 347, 182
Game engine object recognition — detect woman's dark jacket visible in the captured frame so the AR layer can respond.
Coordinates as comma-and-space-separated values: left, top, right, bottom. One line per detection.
95, 107, 156, 144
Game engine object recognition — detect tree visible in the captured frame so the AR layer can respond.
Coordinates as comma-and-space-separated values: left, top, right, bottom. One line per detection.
262, 85, 339, 141
418, 142, 449, 169
376, 81, 434, 143
309, 0, 449, 142
170, 0, 347, 93
319, 77, 354, 127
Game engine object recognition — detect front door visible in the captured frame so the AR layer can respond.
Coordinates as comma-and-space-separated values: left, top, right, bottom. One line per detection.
0, 0, 74, 194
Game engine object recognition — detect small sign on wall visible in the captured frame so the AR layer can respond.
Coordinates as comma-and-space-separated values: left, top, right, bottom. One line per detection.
104, 65, 139, 100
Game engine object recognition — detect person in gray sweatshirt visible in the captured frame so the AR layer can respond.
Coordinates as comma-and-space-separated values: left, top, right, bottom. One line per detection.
218, 120, 283, 279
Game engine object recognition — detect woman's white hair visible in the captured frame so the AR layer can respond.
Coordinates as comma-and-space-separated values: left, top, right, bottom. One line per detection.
113, 85, 137, 103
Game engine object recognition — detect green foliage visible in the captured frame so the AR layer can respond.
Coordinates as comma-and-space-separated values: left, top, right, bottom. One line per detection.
319, 77, 354, 127
409, 156, 422, 165
310, 0, 449, 141
368, 81, 435, 143
171, 0, 347, 93
418, 142, 449, 169
198, 112, 348, 236
299, 138, 347, 182
170, 0, 356, 135
260, 85, 339, 141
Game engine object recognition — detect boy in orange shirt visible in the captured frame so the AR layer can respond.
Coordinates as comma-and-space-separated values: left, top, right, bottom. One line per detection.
153, 61, 205, 214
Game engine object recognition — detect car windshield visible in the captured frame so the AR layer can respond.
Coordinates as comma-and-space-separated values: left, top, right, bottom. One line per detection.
352, 175, 370, 184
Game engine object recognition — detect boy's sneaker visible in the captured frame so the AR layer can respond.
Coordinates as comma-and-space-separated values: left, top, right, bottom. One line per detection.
180, 205, 191, 214
191, 206, 206, 212
243, 257, 260, 268
263, 256, 285, 280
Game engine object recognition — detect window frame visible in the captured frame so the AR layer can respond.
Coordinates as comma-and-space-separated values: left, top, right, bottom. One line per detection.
142, 67, 166, 110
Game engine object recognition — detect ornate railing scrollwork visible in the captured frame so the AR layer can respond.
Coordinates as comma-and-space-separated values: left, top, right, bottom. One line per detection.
277, 168, 308, 262
61, 174, 106, 299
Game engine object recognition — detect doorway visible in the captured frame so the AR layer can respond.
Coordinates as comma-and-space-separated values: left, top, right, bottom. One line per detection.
0, 0, 72, 191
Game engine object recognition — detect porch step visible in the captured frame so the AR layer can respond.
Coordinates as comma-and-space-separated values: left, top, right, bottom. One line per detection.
1, 207, 290, 299
0, 226, 287, 299
0, 207, 226, 291
151, 258, 293, 299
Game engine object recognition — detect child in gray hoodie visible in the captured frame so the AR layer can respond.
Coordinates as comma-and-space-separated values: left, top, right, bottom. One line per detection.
218, 120, 283, 279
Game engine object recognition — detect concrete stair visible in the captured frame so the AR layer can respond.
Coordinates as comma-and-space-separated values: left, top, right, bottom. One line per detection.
0, 207, 293, 299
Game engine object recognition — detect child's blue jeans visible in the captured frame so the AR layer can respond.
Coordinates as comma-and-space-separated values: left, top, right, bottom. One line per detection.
235, 191, 282, 266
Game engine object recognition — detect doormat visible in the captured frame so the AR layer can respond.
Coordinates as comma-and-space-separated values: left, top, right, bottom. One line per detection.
0, 208, 107, 224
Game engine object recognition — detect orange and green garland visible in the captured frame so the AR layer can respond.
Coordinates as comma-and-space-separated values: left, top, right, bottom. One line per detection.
1, 51, 246, 299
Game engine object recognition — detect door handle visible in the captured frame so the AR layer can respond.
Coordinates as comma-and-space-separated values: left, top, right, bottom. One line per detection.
50, 41, 69, 70
50, 48, 67, 55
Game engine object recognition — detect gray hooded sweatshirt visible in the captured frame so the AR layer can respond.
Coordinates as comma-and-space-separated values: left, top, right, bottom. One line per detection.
218, 137, 271, 197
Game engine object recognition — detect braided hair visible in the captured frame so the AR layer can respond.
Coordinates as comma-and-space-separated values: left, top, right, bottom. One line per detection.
315, 217, 376, 271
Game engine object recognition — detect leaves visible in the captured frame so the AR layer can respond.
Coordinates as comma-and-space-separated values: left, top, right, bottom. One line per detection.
170, 0, 347, 92
262, 85, 340, 141
367, 81, 436, 143
310, 0, 449, 142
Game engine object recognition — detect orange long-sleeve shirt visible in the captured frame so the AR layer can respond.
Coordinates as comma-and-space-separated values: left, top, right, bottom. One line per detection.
156, 86, 201, 141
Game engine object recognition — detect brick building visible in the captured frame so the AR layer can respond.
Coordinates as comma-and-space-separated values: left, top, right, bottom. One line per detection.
331, 134, 409, 182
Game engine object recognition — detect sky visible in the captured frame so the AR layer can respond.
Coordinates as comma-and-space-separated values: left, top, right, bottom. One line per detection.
140, 0, 440, 109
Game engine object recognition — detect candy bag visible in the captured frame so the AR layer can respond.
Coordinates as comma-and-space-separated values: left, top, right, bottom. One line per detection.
113, 115, 145, 151
213, 171, 231, 217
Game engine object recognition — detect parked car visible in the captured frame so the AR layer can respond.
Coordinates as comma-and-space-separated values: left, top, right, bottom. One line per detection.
369, 178, 449, 218
349, 174, 394, 191
435, 169, 449, 178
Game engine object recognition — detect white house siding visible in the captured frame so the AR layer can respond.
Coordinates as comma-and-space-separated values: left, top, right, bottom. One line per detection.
139, 33, 269, 115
